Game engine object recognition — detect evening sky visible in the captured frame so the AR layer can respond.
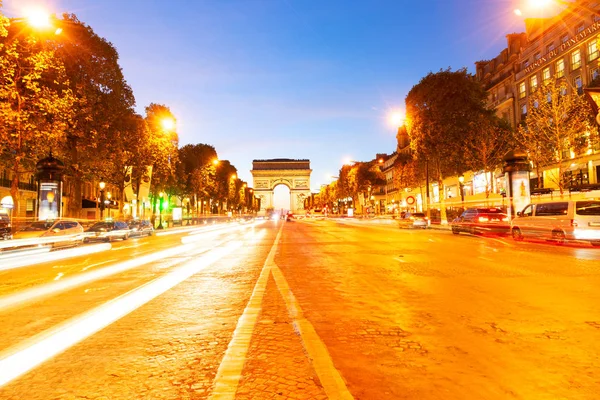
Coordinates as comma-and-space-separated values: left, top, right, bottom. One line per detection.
5, 0, 536, 191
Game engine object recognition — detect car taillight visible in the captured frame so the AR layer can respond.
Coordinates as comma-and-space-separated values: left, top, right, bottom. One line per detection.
501, 217, 508, 222
571, 219, 578, 227
478, 216, 489, 222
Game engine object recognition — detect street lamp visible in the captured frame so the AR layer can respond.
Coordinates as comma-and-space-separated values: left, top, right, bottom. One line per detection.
98, 181, 106, 220
458, 175, 465, 209
157, 192, 164, 229
106, 192, 112, 219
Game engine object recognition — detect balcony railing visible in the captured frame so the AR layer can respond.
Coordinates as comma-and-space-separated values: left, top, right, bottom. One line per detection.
0, 178, 37, 192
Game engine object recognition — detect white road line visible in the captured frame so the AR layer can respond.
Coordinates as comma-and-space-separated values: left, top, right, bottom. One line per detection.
209, 228, 278, 400
271, 265, 354, 400
0, 241, 240, 388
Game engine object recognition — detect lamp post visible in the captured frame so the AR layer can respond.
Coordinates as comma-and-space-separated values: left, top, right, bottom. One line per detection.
157, 192, 164, 229
98, 181, 106, 220
458, 175, 465, 210
106, 192, 112, 220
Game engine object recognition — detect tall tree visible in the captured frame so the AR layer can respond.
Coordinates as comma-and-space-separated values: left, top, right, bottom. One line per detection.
0, 14, 75, 217
52, 14, 136, 217
515, 77, 597, 194
179, 143, 218, 214
405, 68, 491, 222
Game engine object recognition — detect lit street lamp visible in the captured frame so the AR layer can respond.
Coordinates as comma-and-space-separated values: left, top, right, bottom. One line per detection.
98, 181, 106, 220
458, 175, 465, 209
157, 192, 164, 229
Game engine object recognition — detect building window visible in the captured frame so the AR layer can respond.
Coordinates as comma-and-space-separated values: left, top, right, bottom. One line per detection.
572, 50, 582, 70
534, 52, 542, 61
522, 59, 530, 69
589, 39, 599, 61
575, 75, 583, 94
542, 67, 551, 84
556, 59, 565, 77
519, 81, 527, 99
576, 23, 585, 34
561, 34, 570, 43
592, 67, 600, 81
530, 75, 538, 91
547, 43, 555, 53
546, 91, 552, 103
533, 99, 539, 108
521, 104, 527, 118
595, 14, 600, 22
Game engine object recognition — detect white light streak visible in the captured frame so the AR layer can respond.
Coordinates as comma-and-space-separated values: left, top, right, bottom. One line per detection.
0, 244, 111, 272
0, 242, 241, 388
0, 244, 193, 312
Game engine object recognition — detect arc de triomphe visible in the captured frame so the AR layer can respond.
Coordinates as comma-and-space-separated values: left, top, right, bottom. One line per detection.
250, 159, 311, 214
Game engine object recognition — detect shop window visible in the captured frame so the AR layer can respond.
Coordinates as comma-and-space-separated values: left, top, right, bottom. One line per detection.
574, 75, 583, 94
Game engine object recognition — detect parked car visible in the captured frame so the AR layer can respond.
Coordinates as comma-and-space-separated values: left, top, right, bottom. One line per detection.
511, 200, 600, 246
84, 221, 130, 243
13, 219, 83, 248
398, 212, 429, 229
451, 207, 510, 235
0, 220, 12, 240
127, 220, 154, 237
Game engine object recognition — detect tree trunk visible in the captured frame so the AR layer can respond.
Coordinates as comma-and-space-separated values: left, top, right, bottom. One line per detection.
68, 142, 82, 219
438, 177, 448, 224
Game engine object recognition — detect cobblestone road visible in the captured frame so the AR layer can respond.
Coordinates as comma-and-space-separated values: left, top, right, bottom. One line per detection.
0, 219, 599, 399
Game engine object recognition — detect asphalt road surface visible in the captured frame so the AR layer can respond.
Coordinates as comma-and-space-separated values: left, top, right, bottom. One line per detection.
0, 218, 599, 400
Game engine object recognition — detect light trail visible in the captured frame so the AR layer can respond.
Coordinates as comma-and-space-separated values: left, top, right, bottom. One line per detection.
0, 241, 242, 388
0, 244, 193, 312
0, 244, 111, 272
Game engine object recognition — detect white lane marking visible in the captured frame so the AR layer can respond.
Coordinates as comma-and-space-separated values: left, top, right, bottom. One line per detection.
271, 265, 354, 400
0, 244, 194, 313
393, 257, 405, 263
0, 244, 111, 272
209, 228, 277, 400
0, 241, 240, 388
53, 273, 64, 281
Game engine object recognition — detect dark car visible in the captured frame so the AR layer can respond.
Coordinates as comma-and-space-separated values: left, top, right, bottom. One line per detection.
83, 221, 130, 243
127, 220, 154, 237
451, 207, 510, 235
0, 221, 12, 240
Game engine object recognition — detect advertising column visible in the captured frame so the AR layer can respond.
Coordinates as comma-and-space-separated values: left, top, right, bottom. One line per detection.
503, 150, 531, 220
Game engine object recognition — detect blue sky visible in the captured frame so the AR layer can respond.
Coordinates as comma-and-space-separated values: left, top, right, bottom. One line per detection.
6, 0, 529, 191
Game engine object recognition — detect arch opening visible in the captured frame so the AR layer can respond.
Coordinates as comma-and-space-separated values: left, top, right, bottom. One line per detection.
272, 184, 291, 213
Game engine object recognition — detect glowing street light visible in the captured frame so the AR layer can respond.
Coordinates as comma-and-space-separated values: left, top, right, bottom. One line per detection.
161, 117, 176, 131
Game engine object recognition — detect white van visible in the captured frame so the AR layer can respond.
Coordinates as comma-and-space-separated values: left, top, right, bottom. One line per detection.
511, 200, 600, 246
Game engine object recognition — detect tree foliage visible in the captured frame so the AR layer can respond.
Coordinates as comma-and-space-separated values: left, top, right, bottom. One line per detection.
0, 14, 75, 215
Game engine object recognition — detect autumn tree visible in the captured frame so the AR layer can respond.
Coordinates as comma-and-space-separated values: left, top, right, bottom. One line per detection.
144, 103, 179, 219
44, 14, 135, 217
405, 68, 492, 222
462, 116, 514, 197
515, 77, 597, 194
0, 14, 75, 217
178, 144, 218, 214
